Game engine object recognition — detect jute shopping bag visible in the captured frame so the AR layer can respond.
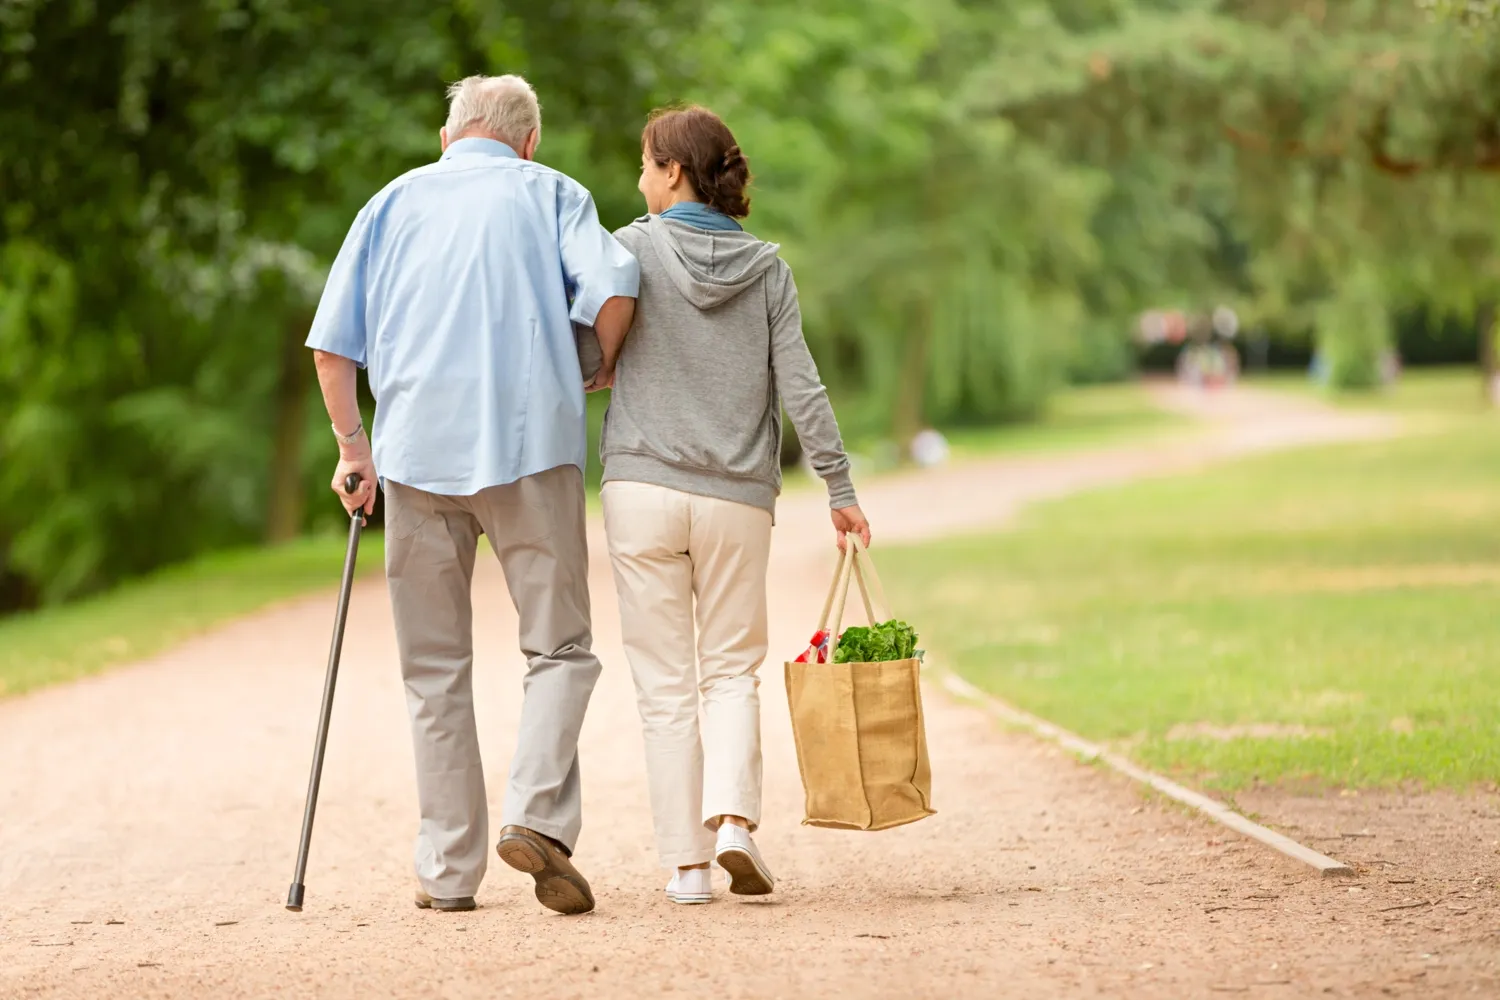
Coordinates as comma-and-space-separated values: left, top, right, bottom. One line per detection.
784, 537, 935, 830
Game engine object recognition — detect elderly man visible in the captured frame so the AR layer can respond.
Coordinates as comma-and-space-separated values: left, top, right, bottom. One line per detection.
306, 75, 638, 915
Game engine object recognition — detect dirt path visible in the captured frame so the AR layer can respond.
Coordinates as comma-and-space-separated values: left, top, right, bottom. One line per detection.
2, 386, 1495, 998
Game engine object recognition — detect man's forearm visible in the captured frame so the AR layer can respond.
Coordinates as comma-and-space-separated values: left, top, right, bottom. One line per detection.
312, 350, 364, 451
593, 295, 636, 371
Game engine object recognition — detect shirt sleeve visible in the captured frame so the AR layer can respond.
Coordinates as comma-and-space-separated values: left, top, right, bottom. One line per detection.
557, 180, 640, 326
304, 204, 373, 367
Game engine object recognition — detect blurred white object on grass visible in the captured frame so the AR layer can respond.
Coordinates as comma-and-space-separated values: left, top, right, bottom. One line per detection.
910, 429, 950, 468
1212, 305, 1239, 339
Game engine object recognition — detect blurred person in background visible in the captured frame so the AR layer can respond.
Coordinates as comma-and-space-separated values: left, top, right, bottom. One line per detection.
307, 75, 638, 916
595, 106, 871, 905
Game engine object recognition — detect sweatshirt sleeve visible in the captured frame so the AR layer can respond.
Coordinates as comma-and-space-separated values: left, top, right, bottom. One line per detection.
574, 322, 602, 381
768, 263, 858, 509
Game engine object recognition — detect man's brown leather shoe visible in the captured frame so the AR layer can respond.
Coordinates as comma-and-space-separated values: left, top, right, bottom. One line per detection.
496, 825, 594, 915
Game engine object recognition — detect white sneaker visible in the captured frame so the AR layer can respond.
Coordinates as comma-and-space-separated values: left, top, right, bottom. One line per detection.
665, 866, 713, 904
715, 825, 774, 896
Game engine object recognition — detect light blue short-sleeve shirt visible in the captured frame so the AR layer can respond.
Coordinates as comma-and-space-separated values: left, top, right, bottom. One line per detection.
305, 137, 640, 495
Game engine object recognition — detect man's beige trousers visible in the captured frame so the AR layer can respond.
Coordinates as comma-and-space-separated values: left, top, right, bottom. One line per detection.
384, 465, 600, 900
601, 480, 773, 868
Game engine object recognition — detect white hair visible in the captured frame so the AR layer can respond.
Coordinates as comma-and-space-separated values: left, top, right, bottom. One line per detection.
444, 75, 541, 150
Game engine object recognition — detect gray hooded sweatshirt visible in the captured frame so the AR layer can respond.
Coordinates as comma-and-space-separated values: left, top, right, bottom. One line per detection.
598, 215, 856, 513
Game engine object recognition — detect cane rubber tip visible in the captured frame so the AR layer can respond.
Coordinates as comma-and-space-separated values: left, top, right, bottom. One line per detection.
286, 883, 305, 911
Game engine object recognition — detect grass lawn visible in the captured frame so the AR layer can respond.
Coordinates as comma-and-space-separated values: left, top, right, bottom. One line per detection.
810, 380, 1187, 488
939, 381, 1181, 460
0, 532, 385, 698
1246, 365, 1492, 418
884, 368, 1500, 790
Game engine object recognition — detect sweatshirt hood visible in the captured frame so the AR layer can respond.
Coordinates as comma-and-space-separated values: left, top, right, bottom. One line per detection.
643, 215, 781, 309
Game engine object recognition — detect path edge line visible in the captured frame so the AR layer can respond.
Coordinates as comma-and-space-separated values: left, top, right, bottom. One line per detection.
935, 669, 1354, 877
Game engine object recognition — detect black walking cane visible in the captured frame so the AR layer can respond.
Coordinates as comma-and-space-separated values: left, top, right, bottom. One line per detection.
286, 473, 367, 912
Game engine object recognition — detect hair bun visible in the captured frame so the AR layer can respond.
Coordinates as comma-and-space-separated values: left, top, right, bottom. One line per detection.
721, 144, 745, 171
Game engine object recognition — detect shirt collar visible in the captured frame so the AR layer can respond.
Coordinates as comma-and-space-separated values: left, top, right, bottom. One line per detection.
441, 137, 520, 161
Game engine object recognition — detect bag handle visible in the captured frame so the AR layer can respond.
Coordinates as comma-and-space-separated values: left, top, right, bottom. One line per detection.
816, 542, 876, 631
823, 536, 886, 663
848, 535, 891, 623
815, 543, 849, 635
825, 544, 857, 662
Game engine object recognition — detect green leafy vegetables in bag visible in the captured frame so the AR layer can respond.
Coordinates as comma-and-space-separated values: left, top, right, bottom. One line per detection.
833, 619, 919, 663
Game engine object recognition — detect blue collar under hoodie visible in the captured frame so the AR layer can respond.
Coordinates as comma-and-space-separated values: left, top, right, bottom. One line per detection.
659, 201, 743, 232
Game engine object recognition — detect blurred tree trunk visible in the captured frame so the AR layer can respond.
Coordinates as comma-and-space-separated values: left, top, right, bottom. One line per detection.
0, 538, 38, 614
1479, 301, 1497, 406
891, 304, 932, 453
265, 314, 312, 542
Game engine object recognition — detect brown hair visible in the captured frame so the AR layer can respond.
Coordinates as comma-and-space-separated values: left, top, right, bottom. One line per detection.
642, 105, 752, 218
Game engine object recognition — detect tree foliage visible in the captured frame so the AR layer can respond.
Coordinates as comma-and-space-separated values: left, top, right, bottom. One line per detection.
1, 0, 688, 605
1422, 0, 1500, 26
4, 0, 1500, 608
975, 1, 1500, 385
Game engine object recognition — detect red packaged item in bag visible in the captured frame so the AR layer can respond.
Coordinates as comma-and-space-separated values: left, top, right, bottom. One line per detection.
795, 629, 831, 664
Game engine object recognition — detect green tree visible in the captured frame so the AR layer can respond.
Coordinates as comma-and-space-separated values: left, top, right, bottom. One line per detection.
8, 0, 1500, 613
690, 0, 1110, 442
976, 0, 1500, 390
0, 0, 692, 606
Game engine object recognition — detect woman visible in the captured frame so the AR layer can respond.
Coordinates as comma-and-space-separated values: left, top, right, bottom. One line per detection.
599, 106, 871, 904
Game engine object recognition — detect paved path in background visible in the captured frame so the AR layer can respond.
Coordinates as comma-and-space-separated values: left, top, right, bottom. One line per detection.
4, 385, 1495, 998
